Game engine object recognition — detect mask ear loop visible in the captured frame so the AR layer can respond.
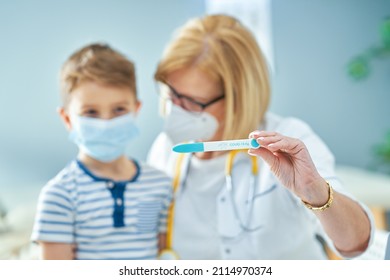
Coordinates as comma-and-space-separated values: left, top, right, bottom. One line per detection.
155, 82, 171, 117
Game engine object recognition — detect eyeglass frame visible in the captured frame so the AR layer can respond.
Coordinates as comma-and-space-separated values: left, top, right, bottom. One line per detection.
158, 82, 225, 112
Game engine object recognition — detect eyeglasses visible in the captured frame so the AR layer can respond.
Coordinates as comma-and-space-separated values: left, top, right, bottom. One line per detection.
158, 83, 225, 113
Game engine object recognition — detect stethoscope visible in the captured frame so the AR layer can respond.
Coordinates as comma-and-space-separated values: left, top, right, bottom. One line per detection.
158, 149, 261, 259
224, 150, 262, 238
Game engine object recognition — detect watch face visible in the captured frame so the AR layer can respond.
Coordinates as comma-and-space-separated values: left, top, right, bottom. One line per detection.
158, 249, 180, 260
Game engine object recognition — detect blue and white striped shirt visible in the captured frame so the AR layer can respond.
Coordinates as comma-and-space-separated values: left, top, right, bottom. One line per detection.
31, 159, 173, 260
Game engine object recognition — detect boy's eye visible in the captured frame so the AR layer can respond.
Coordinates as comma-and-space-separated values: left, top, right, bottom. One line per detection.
83, 109, 99, 117
114, 107, 128, 114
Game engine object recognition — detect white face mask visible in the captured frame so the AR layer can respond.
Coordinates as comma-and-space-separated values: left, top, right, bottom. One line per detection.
69, 113, 139, 162
163, 103, 219, 144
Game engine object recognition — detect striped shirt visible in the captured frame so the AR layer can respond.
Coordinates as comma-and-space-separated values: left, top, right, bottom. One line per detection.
31, 159, 173, 260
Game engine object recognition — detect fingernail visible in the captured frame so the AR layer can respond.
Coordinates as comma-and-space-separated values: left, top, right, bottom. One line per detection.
257, 137, 265, 142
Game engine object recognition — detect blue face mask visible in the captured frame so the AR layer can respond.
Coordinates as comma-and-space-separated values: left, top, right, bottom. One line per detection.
69, 113, 139, 162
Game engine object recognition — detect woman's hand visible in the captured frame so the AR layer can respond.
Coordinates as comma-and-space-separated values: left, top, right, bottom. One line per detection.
248, 130, 328, 205
249, 130, 371, 256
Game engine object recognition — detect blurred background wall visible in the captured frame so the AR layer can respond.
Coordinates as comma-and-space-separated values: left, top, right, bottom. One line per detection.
270, 0, 390, 171
0, 0, 389, 208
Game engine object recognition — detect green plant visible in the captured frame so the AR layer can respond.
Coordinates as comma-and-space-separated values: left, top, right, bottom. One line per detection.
347, 17, 390, 174
348, 17, 390, 80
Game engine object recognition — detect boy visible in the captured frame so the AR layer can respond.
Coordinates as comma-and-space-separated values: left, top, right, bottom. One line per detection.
31, 43, 172, 260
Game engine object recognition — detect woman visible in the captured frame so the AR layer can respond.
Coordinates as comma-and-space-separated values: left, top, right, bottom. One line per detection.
148, 14, 373, 259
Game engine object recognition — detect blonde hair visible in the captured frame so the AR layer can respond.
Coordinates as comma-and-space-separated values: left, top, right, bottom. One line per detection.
155, 14, 270, 140
60, 43, 137, 106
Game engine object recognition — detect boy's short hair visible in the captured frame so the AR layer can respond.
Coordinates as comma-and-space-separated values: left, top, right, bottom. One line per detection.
60, 43, 137, 106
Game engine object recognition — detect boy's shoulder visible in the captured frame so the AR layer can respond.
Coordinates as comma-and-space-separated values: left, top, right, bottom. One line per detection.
137, 161, 172, 181
136, 161, 173, 200
43, 160, 83, 192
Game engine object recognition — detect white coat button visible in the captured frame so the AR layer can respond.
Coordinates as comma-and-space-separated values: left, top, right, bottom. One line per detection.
116, 198, 123, 206
220, 196, 226, 202
225, 248, 231, 254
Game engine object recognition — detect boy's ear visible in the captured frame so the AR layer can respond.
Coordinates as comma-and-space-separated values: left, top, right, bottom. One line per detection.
134, 100, 142, 117
57, 107, 72, 131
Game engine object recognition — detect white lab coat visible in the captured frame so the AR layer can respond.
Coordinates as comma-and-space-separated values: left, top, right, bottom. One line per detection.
147, 112, 375, 259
